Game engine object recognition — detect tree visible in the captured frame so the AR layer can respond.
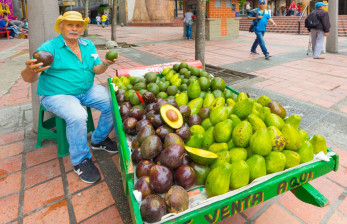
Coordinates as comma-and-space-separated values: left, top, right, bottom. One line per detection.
195, 0, 206, 68
83, 0, 89, 37
111, 0, 118, 41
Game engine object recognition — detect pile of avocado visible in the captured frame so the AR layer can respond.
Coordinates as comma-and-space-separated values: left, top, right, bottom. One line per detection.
112, 62, 328, 222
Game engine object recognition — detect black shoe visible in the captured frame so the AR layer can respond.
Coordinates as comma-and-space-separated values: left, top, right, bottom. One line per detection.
91, 137, 118, 153
73, 158, 101, 184
265, 54, 272, 60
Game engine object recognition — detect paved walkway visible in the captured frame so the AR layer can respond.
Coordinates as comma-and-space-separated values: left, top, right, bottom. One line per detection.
0, 25, 347, 224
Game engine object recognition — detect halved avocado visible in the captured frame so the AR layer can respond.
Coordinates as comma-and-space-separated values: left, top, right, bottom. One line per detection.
185, 146, 218, 165
160, 104, 183, 129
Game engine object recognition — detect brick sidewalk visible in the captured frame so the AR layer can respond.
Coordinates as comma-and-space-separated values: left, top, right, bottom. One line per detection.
1, 25, 347, 224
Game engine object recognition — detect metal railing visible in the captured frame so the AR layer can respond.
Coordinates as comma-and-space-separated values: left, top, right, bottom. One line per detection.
298, 5, 309, 34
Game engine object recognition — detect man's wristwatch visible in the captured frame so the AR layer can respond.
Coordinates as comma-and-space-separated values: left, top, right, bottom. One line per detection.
102, 60, 109, 67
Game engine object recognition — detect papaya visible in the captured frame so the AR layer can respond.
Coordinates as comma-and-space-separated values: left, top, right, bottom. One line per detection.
208, 143, 228, 154
203, 93, 215, 108
213, 119, 233, 143
232, 121, 253, 148
258, 107, 271, 121
283, 150, 301, 169
205, 163, 232, 197
282, 124, 302, 151
226, 98, 236, 107
217, 151, 232, 163
310, 134, 327, 154
187, 80, 201, 99
202, 127, 215, 149
202, 118, 212, 130
298, 130, 309, 142
209, 107, 229, 126
229, 114, 241, 129
297, 141, 314, 163
230, 160, 250, 190
284, 115, 301, 130
250, 128, 272, 156
268, 126, 286, 151
246, 155, 267, 182
232, 99, 254, 120
185, 134, 204, 148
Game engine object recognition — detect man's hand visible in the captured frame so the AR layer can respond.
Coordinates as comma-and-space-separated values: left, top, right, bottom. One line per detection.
272, 22, 277, 26
103, 58, 118, 66
324, 32, 329, 36
25, 59, 50, 74
257, 16, 263, 19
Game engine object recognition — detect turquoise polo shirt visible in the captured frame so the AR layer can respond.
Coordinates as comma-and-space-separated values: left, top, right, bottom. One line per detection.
36, 34, 101, 96
249, 9, 271, 32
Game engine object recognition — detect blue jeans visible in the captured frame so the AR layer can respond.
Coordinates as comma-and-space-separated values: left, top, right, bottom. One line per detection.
97, 21, 100, 26
251, 31, 269, 56
185, 25, 192, 39
102, 22, 105, 27
40, 85, 113, 166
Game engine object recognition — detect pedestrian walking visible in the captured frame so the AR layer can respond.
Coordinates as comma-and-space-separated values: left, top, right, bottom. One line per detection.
246, 3, 251, 15
101, 13, 107, 28
248, 0, 277, 60
183, 8, 195, 40
305, 2, 330, 59
96, 15, 101, 27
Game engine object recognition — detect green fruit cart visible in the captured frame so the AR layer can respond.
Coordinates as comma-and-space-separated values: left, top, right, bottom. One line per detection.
108, 61, 339, 224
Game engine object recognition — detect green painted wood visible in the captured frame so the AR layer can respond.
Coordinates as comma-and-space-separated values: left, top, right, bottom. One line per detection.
291, 183, 329, 207
107, 77, 339, 224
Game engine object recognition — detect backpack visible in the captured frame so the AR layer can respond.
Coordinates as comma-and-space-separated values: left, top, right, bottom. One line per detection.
183, 17, 193, 26
305, 11, 320, 29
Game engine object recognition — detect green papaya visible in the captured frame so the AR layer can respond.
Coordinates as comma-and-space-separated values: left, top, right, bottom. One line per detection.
268, 126, 286, 151
190, 162, 211, 185
250, 128, 272, 156
175, 92, 189, 106
229, 148, 247, 163
230, 160, 250, 189
224, 89, 234, 99
208, 143, 228, 154
246, 155, 267, 182
235, 92, 248, 102
187, 97, 203, 114
202, 127, 215, 149
283, 150, 301, 169
185, 134, 204, 148
265, 151, 286, 174
310, 135, 327, 154
232, 121, 253, 148
203, 93, 215, 108
257, 95, 271, 107
264, 113, 285, 131
213, 90, 225, 99
232, 98, 254, 120
298, 141, 314, 163
209, 107, 229, 126
229, 114, 241, 129
248, 114, 266, 133
205, 163, 232, 197
282, 124, 302, 151
210, 97, 225, 110
246, 146, 254, 159
214, 119, 233, 143
187, 79, 201, 99
210, 158, 228, 170
225, 106, 233, 116
284, 115, 301, 130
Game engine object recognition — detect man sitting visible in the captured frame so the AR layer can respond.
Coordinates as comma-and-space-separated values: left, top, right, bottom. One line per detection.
21, 11, 118, 184
0, 13, 21, 38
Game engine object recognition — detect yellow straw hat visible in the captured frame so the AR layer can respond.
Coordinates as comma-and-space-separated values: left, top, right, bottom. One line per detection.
54, 11, 89, 33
